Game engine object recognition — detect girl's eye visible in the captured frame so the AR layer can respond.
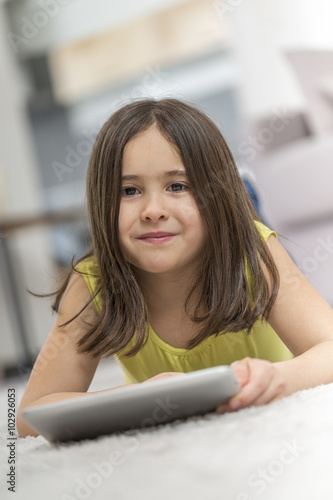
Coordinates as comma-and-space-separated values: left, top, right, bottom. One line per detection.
121, 186, 140, 197
167, 183, 188, 192
121, 183, 188, 197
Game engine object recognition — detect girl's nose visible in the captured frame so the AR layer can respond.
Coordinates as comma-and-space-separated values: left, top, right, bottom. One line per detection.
140, 194, 169, 223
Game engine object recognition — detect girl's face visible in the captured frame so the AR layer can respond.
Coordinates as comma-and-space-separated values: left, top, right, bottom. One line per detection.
118, 124, 208, 278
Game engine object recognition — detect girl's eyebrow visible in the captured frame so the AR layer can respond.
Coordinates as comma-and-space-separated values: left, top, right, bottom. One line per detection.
122, 169, 188, 181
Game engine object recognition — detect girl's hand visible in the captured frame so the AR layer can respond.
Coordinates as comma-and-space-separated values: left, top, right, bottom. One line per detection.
216, 357, 287, 413
142, 372, 186, 383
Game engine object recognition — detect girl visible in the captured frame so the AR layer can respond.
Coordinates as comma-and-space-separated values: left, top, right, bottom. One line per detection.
18, 99, 333, 438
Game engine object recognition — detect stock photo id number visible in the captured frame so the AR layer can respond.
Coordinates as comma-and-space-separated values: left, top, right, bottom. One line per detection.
6, 388, 17, 493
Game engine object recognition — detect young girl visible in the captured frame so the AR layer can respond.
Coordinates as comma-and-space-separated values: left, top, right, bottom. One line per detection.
18, 98, 333, 437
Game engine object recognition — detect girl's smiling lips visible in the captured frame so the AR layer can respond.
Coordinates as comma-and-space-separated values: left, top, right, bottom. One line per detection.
137, 231, 177, 244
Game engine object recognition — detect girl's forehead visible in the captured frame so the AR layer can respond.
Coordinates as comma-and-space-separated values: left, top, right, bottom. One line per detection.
122, 126, 184, 174
124, 124, 171, 151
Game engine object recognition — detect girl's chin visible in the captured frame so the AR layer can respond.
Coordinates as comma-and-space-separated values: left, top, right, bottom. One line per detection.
133, 262, 179, 275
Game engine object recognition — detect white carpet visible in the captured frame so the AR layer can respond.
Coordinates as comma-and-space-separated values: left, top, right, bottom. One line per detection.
1, 360, 333, 500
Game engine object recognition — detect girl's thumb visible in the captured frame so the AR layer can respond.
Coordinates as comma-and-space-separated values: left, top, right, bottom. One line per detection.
231, 358, 250, 387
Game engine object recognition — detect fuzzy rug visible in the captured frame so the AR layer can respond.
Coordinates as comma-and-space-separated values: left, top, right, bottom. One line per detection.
1, 362, 333, 500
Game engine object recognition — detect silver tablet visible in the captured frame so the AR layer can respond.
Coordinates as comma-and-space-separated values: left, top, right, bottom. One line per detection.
21, 365, 240, 442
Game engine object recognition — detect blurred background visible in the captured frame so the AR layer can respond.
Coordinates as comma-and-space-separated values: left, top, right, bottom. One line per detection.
1, 0, 333, 381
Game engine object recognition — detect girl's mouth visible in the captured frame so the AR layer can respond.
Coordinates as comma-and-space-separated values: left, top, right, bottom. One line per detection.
137, 232, 177, 244
138, 235, 176, 244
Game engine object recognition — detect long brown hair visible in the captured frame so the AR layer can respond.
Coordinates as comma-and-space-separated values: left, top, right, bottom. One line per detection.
53, 98, 279, 358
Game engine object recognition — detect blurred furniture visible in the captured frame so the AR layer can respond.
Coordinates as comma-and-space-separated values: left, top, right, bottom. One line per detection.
249, 50, 333, 306
0, 209, 85, 368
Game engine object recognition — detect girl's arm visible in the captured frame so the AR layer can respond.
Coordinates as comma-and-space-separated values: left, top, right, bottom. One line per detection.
217, 234, 333, 413
267, 234, 333, 391
17, 272, 133, 438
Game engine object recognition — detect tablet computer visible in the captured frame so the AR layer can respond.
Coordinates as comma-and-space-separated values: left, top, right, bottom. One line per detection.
21, 365, 240, 443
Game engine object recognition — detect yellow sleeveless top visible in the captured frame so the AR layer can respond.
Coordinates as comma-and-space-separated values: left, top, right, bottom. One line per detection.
76, 221, 293, 383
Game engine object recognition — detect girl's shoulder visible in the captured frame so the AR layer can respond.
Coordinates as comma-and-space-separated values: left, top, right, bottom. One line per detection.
75, 255, 99, 274
254, 220, 277, 242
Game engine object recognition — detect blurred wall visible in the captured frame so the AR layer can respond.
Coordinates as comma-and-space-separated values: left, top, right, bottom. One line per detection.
229, 0, 333, 120
7, 0, 192, 55
0, 4, 56, 368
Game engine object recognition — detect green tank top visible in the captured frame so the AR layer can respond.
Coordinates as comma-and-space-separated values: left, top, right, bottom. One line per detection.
76, 221, 293, 383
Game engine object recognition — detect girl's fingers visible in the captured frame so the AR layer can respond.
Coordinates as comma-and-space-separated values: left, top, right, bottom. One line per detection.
229, 357, 272, 408
231, 358, 251, 387
216, 403, 228, 414
227, 376, 271, 410
216, 359, 251, 413
217, 378, 270, 414
247, 382, 283, 407
217, 358, 286, 413
216, 379, 280, 414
